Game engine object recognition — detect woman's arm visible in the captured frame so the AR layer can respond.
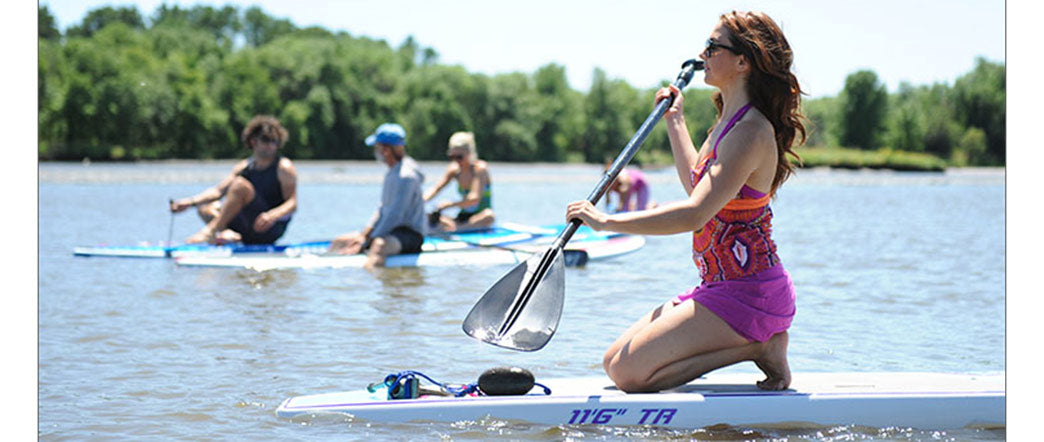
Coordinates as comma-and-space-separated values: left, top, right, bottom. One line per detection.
423, 164, 457, 202
657, 85, 702, 195
568, 119, 774, 235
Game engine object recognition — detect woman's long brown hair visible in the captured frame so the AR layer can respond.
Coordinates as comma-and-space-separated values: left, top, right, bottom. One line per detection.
713, 11, 807, 195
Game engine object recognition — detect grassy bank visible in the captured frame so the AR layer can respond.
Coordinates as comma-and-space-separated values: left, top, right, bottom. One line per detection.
795, 146, 947, 171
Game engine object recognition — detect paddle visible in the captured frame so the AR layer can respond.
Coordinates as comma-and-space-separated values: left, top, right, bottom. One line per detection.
462, 59, 704, 351
165, 198, 177, 257
427, 214, 591, 266
440, 230, 590, 268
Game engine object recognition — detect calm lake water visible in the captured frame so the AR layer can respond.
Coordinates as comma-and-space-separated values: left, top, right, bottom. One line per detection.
38, 161, 1005, 440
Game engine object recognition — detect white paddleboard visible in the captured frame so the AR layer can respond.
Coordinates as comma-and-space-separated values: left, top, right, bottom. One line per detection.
176, 248, 533, 270
276, 371, 1004, 429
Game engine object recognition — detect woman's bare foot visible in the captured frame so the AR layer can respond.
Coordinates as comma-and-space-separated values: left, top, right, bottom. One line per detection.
753, 331, 791, 390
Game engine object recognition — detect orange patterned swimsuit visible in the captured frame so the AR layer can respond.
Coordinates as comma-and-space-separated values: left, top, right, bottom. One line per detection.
675, 103, 795, 342
689, 104, 780, 282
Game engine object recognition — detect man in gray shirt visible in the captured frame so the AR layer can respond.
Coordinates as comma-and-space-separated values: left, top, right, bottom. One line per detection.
330, 123, 426, 268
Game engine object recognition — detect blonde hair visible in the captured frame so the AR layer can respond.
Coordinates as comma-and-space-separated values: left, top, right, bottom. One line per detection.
447, 131, 477, 160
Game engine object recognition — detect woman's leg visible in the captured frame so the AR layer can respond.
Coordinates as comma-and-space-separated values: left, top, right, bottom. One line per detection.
456, 209, 495, 230
603, 298, 790, 392
437, 215, 458, 232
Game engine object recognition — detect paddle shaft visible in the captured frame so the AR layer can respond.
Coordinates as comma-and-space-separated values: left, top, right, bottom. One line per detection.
554, 59, 703, 250
167, 198, 176, 245
444, 234, 589, 267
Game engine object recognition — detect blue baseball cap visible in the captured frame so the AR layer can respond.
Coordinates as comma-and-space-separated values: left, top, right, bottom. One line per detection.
365, 123, 406, 146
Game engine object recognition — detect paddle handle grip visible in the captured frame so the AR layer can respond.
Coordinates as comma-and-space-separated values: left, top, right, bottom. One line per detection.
558, 59, 702, 247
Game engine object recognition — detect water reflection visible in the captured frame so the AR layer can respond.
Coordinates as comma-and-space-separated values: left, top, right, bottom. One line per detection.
371, 267, 428, 317
186, 267, 300, 291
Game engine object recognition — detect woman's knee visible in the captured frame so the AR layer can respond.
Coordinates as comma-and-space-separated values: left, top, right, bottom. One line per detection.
606, 364, 655, 393
603, 350, 655, 393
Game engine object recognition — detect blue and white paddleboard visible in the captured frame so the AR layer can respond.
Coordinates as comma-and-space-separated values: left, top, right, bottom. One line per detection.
72, 225, 540, 259
174, 234, 645, 271
72, 240, 334, 259
276, 371, 1004, 429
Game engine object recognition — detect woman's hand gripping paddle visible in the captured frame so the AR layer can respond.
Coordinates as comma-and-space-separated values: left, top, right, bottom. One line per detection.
462, 59, 704, 351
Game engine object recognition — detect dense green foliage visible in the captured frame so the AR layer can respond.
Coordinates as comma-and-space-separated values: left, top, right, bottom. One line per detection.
837, 70, 888, 149
39, 5, 1005, 167
809, 58, 1006, 166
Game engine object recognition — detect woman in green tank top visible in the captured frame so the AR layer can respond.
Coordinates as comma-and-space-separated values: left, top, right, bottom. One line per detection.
423, 131, 495, 232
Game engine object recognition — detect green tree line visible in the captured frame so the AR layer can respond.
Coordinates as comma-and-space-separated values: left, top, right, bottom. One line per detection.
38, 5, 1004, 166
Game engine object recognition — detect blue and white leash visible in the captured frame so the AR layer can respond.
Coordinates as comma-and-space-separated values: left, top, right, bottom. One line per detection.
374, 370, 551, 399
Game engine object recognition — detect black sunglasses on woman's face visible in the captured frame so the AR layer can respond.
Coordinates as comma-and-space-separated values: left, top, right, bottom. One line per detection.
704, 39, 741, 57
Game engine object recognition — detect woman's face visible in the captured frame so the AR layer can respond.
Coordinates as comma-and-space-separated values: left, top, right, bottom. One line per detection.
699, 23, 744, 87
447, 148, 470, 164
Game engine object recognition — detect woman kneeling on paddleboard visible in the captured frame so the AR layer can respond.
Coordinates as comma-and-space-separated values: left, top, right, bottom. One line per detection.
566, 10, 805, 393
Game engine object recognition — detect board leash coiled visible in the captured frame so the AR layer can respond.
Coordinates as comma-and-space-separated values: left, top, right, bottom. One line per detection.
370, 368, 551, 400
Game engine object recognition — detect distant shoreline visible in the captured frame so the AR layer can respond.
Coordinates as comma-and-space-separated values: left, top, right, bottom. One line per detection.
38, 146, 981, 174
38, 160, 1003, 186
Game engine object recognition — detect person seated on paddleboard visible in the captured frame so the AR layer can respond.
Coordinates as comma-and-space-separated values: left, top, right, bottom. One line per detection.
329, 123, 426, 268
565, 10, 804, 393
605, 163, 656, 213
170, 115, 298, 245
423, 131, 495, 232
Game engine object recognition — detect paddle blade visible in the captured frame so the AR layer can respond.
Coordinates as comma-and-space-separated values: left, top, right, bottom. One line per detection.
462, 247, 566, 351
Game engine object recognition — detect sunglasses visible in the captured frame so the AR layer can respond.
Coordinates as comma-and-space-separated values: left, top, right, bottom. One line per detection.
704, 39, 742, 57
448, 153, 466, 161
256, 135, 279, 145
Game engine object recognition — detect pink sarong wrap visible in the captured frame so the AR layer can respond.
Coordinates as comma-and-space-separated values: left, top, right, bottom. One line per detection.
674, 264, 795, 342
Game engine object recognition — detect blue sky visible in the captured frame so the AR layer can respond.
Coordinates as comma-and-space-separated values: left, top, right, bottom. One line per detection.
40, 0, 1006, 98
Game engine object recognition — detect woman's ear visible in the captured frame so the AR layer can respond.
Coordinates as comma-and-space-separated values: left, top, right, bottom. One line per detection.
736, 55, 751, 75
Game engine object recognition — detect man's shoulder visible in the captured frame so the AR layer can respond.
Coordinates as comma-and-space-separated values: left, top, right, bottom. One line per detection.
399, 157, 423, 175
231, 158, 250, 173
276, 157, 297, 186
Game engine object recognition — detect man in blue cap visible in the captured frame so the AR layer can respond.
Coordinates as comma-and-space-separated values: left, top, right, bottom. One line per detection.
329, 123, 426, 268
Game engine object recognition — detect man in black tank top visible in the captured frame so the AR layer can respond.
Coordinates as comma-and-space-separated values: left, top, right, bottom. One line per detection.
170, 115, 298, 244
